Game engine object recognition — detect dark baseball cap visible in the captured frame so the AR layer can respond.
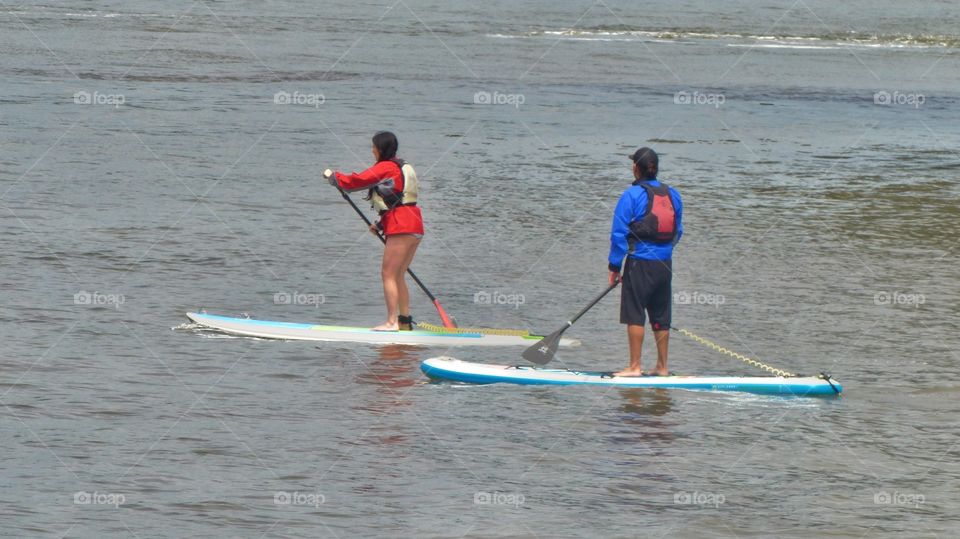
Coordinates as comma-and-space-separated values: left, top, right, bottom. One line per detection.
628, 147, 658, 166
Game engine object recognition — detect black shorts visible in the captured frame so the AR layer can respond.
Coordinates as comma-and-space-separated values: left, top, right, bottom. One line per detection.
620, 258, 672, 329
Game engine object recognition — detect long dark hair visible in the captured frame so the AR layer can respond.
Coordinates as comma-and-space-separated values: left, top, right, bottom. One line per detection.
372, 131, 398, 161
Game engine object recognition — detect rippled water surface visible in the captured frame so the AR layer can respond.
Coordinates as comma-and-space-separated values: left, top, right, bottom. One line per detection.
1, 1, 958, 537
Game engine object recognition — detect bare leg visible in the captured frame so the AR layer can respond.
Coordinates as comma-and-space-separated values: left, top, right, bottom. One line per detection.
397, 271, 410, 320
397, 235, 420, 317
651, 329, 669, 376
616, 324, 645, 376
373, 237, 406, 331
373, 235, 420, 331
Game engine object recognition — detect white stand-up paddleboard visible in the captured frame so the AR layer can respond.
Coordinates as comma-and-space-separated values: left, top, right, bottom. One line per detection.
421, 357, 842, 396
185, 312, 581, 347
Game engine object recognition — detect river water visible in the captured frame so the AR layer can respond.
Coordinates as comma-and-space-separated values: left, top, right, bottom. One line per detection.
1, 1, 958, 537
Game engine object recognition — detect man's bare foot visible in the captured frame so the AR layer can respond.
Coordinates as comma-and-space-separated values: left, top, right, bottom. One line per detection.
650, 369, 670, 376
372, 322, 399, 331
614, 368, 644, 377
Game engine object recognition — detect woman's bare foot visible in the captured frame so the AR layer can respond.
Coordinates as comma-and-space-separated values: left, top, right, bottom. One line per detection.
650, 369, 670, 377
614, 368, 644, 377
372, 322, 399, 331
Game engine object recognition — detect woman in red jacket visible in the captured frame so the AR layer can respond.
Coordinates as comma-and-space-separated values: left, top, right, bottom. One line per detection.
323, 132, 424, 331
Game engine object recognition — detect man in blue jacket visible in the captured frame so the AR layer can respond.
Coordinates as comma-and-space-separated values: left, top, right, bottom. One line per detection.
608, 147, 683, 376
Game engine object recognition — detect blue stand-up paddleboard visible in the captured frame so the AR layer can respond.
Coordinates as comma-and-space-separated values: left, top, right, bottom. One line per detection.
186, 312, 581, 348
421, 357, 842, 396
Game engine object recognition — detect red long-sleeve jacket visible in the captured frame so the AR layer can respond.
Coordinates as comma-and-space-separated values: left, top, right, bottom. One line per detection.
334, 161, 424, 237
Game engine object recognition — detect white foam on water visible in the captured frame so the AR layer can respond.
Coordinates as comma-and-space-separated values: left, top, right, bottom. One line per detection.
727, 43, 843, 50
490, 29, 954, 51
18, 11, 164, 19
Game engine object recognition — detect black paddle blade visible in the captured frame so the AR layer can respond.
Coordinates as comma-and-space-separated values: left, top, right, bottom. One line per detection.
522, 328, 565, 365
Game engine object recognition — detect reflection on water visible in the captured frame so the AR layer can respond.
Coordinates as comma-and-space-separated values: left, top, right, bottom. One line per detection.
619, 388, 673, 419
602, 388, 676, 447
353, 343, 428, 443
345, 345, 430, 486
591, 389, 679, 485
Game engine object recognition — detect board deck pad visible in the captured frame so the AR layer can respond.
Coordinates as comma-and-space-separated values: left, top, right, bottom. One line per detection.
420, 357, 842, 396
185, 312, 580, 347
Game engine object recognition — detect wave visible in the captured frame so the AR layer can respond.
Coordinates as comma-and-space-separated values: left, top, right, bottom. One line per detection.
490, 28, 960, 50
1, 8, 164, 19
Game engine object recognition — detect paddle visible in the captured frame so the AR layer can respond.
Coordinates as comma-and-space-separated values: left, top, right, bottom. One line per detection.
335, 186, 457, 329
522, 276, 621, 365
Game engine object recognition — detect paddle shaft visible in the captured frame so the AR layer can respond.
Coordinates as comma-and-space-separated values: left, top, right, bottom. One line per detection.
522, 276, 621, 365
337, 188, 456, 328
561, 276, 620, 329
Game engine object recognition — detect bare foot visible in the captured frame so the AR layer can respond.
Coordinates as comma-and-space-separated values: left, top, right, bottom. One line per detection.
614, 368, 644, 377
650, 369, 670, 377
372, 322, 399, 332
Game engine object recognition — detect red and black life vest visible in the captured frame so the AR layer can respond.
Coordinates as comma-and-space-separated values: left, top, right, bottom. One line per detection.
628, 182, 677, 245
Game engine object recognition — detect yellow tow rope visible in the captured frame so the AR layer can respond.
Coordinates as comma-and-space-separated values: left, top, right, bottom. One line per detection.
673, 327, 796, 378
416, 322, 531, 337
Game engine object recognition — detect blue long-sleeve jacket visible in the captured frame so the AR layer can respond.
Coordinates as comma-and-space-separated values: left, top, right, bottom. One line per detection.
608, 178, 683, 271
